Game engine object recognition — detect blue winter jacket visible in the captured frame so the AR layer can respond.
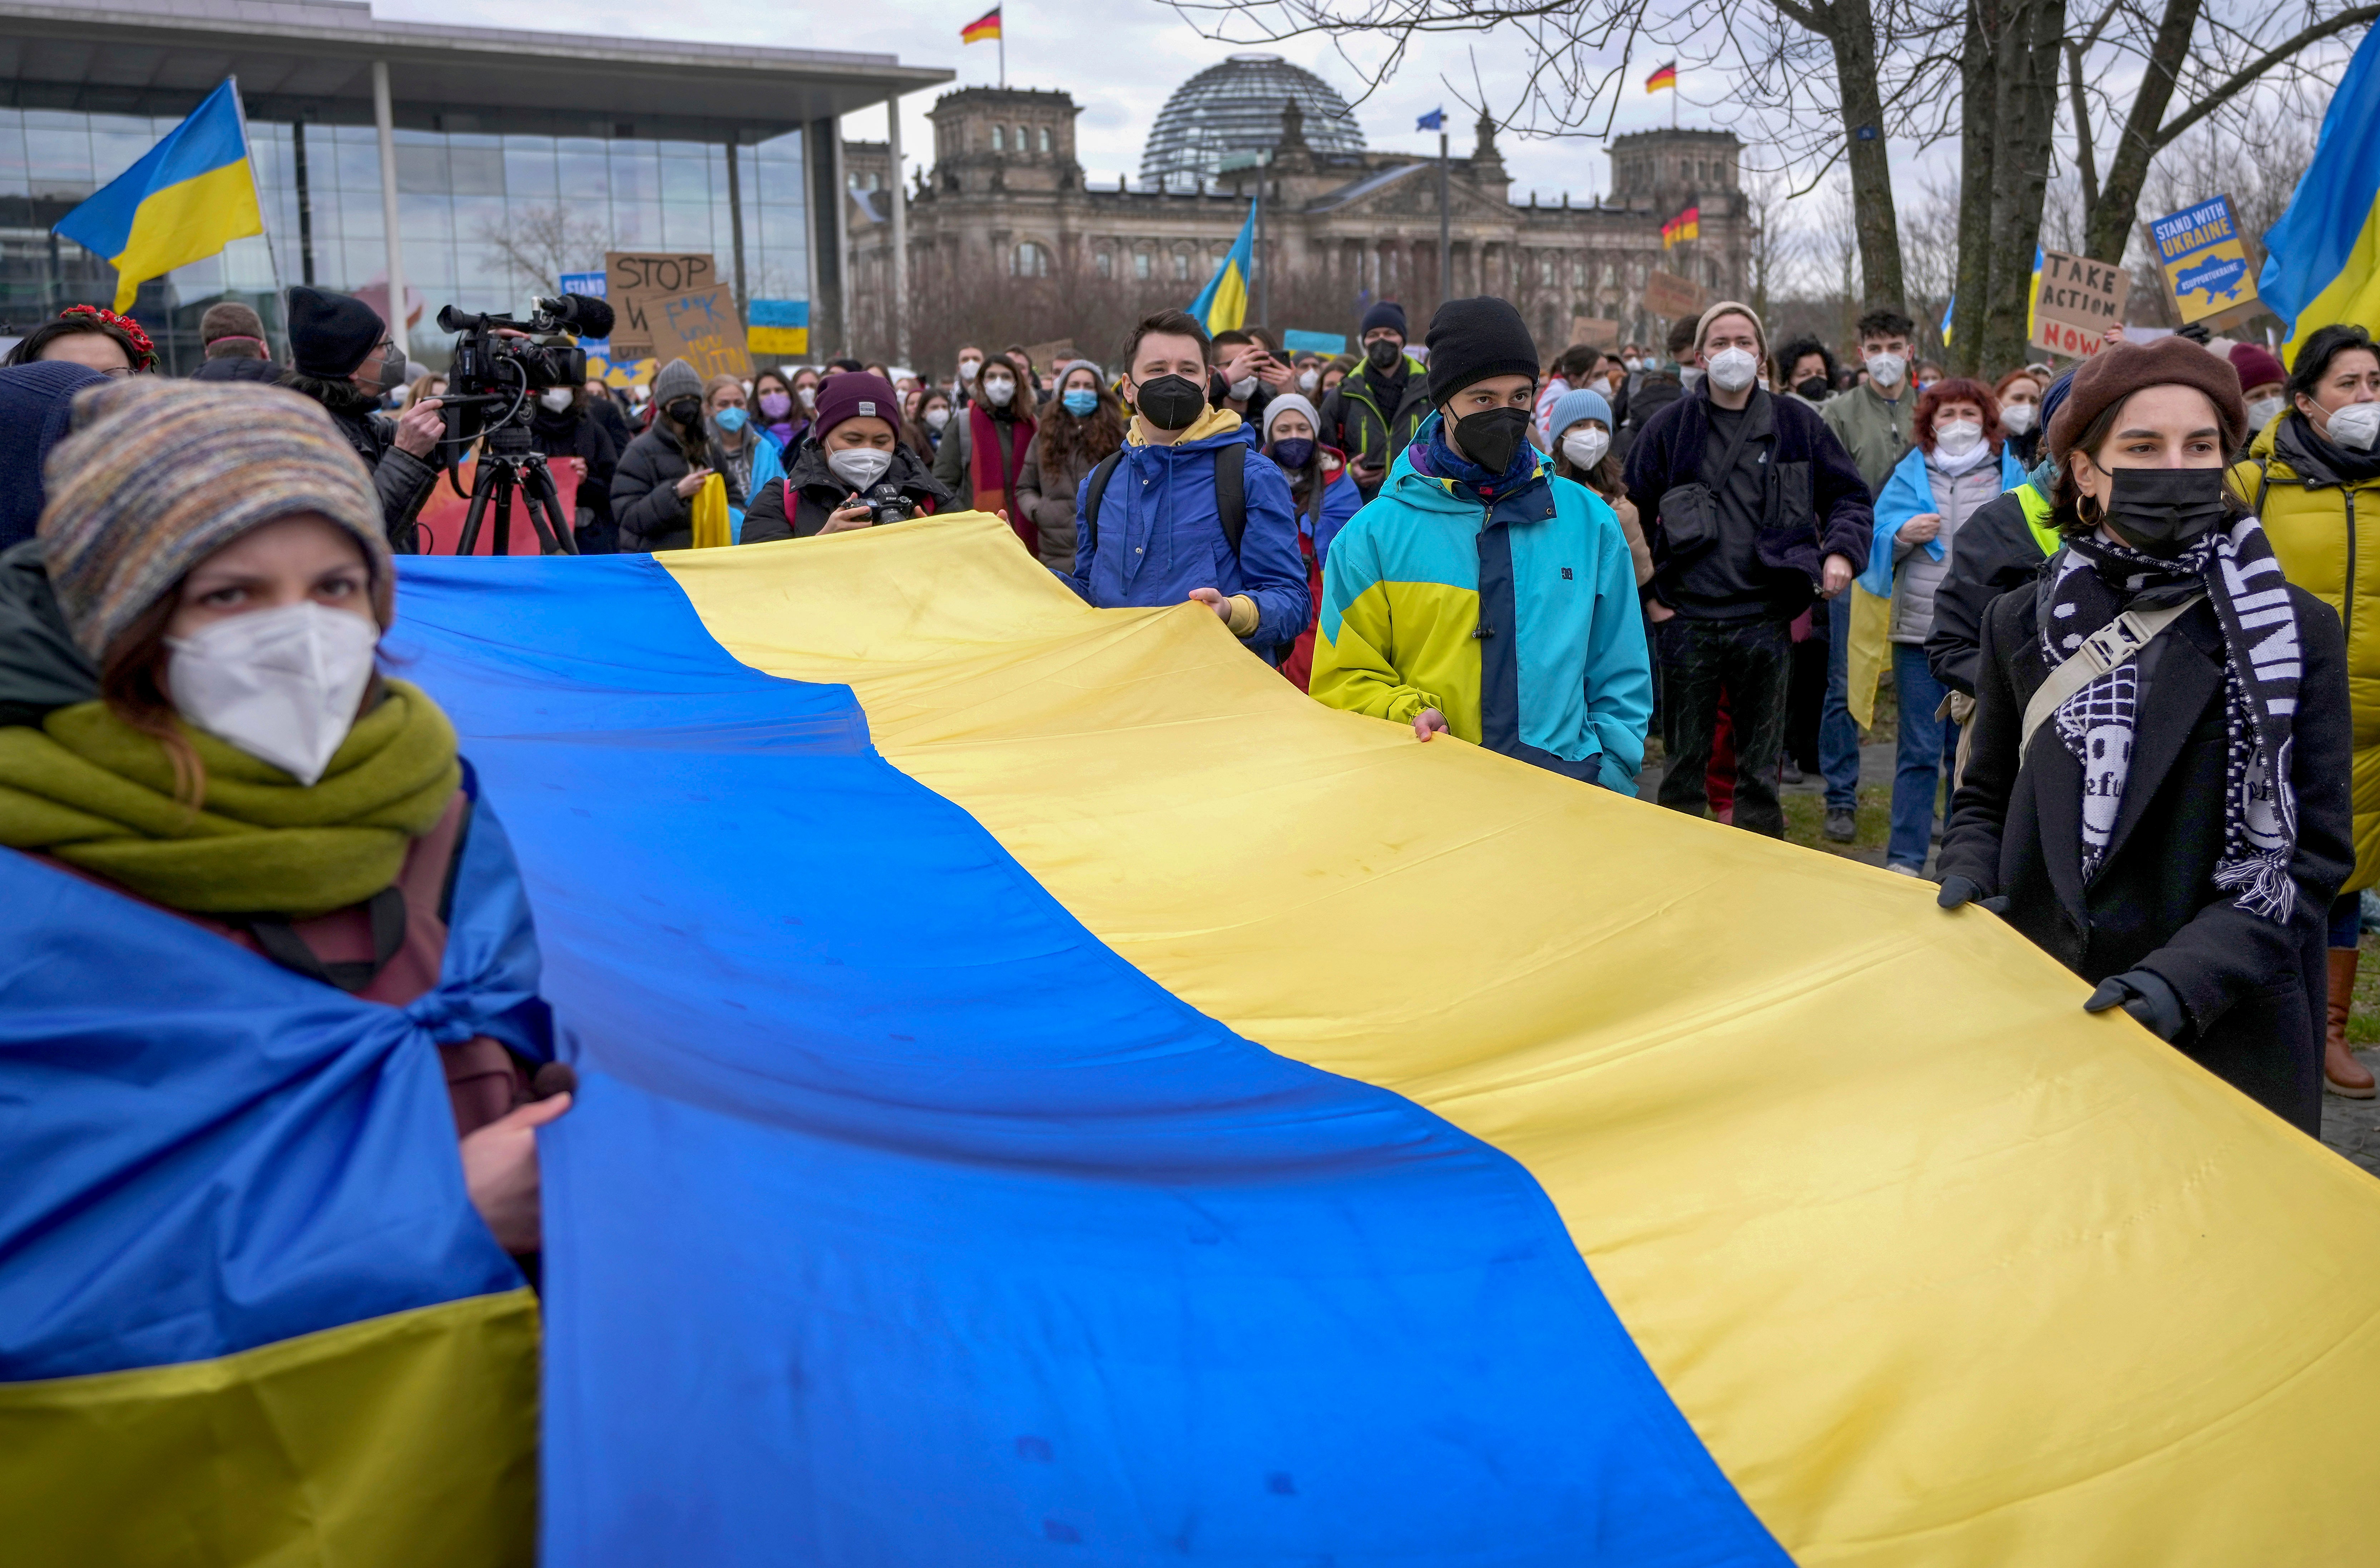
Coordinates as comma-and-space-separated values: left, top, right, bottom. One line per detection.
1065, 409, 1311, 654
1312, 413, 1652, 793
1305, 463, 1365, 572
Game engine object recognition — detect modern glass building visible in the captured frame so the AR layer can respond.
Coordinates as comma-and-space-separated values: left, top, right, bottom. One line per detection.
0, 0, 946, 371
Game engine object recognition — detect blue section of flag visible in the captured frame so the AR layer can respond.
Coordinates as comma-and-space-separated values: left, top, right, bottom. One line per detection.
749, 297, 809, 328
0, 769, 543, 1380
391, 553, 1794, 1566
2258, 25, 2380, 330
1417, 107, 1447, 131
52, 79, 249, 261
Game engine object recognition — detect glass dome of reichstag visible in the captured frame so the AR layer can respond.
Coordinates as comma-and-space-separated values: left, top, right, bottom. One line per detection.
1139, 54, 1367, 188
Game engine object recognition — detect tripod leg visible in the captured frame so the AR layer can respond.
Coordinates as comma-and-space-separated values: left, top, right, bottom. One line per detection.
456, 463, 496, 557
520, 462, 578, 556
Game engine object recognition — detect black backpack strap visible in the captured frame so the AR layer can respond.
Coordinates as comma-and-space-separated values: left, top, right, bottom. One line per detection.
1214, 445, 1246, 556
1080, 450, 1124, 561
243, 885, 410, 994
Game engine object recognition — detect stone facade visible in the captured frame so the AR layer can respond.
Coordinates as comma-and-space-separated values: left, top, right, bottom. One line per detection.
847, 83, 1748, 361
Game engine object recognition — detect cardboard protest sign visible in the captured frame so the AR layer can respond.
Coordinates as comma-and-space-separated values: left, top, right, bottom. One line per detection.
645, 284, 751, 381
1642, 269, 1706, 323
1020, 338, 1077, 377
2151, 196, 2261, 326
1568, 316, 1621, 348
605, 252, 718, 360
2030, 249, 2132, 359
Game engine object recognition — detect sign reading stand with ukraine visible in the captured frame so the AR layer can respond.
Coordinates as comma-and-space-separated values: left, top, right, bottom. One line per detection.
52, 79, 263, 312
2152, 194, 2260, 325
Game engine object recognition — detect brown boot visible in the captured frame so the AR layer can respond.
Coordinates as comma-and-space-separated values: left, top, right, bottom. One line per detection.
2326, 948, 2375, 1098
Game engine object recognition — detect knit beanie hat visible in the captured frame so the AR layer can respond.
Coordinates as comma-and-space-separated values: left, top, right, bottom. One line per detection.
1693, 301, 1768, 360
1544, 387, 1614, 441
2047, 337, 2247, 462
2228, 342, 2287, 392
1360, 301, 1409, 340
651, 358, 704, 411
811, 371, 902, 442
39, 379, 391, 660
1424, 297, 1540, 407
1261, 392, 1321, 441
285, 286, 386, 378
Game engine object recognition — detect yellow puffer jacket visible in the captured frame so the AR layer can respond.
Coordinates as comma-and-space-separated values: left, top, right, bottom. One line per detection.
2235, 412, 2380, 893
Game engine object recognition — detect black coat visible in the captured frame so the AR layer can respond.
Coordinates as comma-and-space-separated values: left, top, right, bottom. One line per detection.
531, 407, 620, 552
1923, 487, 2053, 697
612, 423, 699, 552
1616, 370, 1680, 464
1939, 582, 2354, 1133
741, 440, 953, 543
1623, 384, 1875, 621
320, 398, 440, 548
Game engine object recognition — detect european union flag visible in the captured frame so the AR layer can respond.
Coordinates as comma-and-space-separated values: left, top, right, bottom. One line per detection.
1417, 106, 1447, 131
52, 79, 264, 312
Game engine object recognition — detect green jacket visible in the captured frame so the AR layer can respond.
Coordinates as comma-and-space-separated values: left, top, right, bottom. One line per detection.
1320, 354, 1434, 499
1820, 384, 1915, 500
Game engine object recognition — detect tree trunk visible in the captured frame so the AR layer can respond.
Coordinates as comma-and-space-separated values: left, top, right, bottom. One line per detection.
1822, 0, 1910, 312
1950, 0, 2000, 376
2084, 0, 2203, 261
1980, 0, 2067, 371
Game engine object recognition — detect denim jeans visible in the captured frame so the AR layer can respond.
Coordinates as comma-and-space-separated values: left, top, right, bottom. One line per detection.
1820, 594, 1863, 810
1886, 643, 1956, 871
1657, 616, 1793, 838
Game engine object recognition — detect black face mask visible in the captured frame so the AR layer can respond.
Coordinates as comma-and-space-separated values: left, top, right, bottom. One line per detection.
1451, 406, 1534, 475
1796, 375, 1831, 402
1365, 339, 1402, 373
2099, 464, 2231, 554
664, 397, 704, 433
1132, 373, 1207, 432
1268, 437, 1316, 471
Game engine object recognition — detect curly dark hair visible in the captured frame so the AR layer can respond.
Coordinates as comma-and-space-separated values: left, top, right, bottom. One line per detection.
1035, 365, 1127, 472
5, 306, 155, 373
1773, 334, 1835, 388
2288, 323, 2378, 403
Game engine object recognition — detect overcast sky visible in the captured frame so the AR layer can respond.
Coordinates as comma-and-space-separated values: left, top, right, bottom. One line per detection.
374, 0, 1740, 204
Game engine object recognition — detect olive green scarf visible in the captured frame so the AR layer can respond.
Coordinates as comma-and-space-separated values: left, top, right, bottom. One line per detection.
0, 680, 461, 918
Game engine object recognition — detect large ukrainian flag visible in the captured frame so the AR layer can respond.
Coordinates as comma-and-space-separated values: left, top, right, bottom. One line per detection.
376, 516, 2380, 1563
2261, 25, 2380, 364
1189, 199, 1256, 336
53, 79, 264, 312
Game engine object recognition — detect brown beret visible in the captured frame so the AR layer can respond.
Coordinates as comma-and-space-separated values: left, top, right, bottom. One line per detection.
2048, 337, 2246, 461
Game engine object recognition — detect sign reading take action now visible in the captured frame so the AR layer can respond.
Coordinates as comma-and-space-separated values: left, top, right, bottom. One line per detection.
2030, 249, 2132, 359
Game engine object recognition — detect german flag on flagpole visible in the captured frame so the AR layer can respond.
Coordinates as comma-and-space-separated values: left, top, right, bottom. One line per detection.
1662, 204, 1700, 249
960, 5, 1001, 41
1645, 61, 1678, 93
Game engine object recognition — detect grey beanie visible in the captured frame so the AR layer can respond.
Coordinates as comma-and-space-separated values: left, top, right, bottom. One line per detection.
652, 358, 703, 407
1262, 392, 1322, 440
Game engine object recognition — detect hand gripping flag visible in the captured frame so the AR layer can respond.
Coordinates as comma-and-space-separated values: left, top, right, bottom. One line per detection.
1188, 199, 1256, 336
2259, 23, 2380, 364
52, 79, 264, 312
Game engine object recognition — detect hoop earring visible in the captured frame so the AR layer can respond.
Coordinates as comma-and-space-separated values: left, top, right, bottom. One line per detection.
2079, 492, 2104, 525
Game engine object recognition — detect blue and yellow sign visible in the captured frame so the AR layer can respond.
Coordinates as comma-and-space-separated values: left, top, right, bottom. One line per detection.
748, 298, 808, 359
2152, 194, 2260, 324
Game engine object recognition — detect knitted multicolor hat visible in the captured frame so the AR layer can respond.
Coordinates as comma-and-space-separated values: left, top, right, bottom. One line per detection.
39, 378, 391, 660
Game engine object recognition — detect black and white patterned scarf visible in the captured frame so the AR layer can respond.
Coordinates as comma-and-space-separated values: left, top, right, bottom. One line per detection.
2039, 515, 2302, 918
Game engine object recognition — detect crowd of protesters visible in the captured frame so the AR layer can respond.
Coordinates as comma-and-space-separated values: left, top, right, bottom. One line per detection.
5, 277, 2379, 1195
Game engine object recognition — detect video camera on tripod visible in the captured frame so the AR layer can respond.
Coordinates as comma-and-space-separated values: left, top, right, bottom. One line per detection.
428, 291, 616, 557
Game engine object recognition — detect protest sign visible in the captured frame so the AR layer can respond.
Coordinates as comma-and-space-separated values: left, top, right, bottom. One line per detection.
2030, 249, 2132, 359
1642, 269, 1706, 323
747, 299, 808, 359
1568, 316, 1621, 348
1282, 329, 1348, 356
645, 284, 751, 381
2151, 195, 2261, 326
558, 270, 609, 357
1020, 338, 1077, 376
605, 252, 718, 360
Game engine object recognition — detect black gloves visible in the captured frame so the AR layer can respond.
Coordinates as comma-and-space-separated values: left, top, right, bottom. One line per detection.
1936, 874, 2010, 914
2083, 969, 2189, 1041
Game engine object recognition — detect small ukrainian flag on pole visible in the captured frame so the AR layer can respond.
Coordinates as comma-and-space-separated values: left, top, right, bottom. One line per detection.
1189, 199, 1256, 336
54, 79, 264, 313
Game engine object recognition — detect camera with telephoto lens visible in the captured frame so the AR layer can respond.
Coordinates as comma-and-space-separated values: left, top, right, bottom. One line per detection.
434, 292, 613, 446
860, 481, 917, 526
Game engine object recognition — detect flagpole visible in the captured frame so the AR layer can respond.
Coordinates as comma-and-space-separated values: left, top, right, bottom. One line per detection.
226, 76, 288, 364
1438, 127, 1450, 308
999, 11, 1006, 89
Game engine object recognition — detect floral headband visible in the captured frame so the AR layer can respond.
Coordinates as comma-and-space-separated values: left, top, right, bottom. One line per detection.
59, 304, 157, 371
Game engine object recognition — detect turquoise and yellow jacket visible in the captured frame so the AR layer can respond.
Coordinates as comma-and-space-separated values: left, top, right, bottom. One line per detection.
1311, 414, 1652, 792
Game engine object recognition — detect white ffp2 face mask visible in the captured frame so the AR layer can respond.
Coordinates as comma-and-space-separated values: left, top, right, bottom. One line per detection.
1561, 427, 1610, 472
1706, 347, 1759, 393
1866, 353, 1907, 389
826, 447, 894, 490
980, 376, 1015, 407
1999, 402, 2037, 436
1934, 419, 1983, 456
2245, 396, 2284, 431
2327, 401, 2380, 451
538, 386, 574, 412
165, 601, 381, 786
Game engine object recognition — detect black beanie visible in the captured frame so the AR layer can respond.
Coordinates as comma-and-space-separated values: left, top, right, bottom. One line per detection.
1359, 300, 1408, 340
286, 286, 386, 378
1425, 297, 1539, 406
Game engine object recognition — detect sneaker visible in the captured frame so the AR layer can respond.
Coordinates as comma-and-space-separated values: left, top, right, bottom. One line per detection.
1885, 862, 1925, 877
1823, 808, 1857, 843
1780, 758, 1806, 785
